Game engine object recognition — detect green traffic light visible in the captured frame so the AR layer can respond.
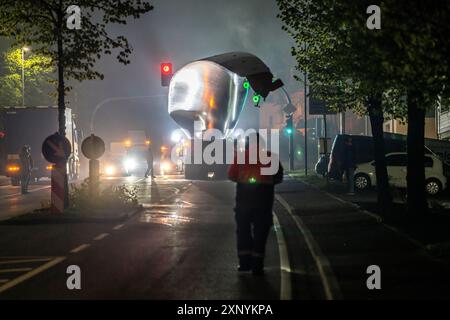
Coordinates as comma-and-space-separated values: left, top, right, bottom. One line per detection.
253, 95, 260, 104
243, 81, 250, 89
285, 127, 293, 135
249, 177, 257, 184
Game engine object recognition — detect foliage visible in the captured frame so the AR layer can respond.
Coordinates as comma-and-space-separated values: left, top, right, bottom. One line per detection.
69, 179, 138, 213
0, 47, 54, 106
0, 1, 154, 86
0, 1, 153, 207
277, 0, 450, 215
276, 0, 450, 116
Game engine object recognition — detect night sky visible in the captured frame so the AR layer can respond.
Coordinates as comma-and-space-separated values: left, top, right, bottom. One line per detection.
70, 0, 296, 148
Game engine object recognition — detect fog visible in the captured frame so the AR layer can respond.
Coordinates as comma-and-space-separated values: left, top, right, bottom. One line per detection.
67, 0, 296, 149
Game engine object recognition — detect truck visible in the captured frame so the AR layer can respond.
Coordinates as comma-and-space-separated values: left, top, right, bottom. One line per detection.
102, 131, 151, 177
0, 106, 80, 185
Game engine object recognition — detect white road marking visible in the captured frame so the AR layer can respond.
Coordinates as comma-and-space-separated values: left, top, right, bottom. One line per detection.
273, 213, 292, 300
276, 194, 343, 300
70, 244, 91, 253
94, 233, 109, 241
0, 257, 66, 294
0, 279, 8, 283
0, 268, 33, 273
113, 224, 124, 230
0, 258, 52, 264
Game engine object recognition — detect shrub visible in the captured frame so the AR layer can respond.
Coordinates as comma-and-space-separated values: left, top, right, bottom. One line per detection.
69, 179, 138, 213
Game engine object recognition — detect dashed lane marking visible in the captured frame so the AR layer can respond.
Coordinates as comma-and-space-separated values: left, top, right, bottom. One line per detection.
70, 244, 91, 253
273, 213, 292, 300
0, 258, 52, 264
0, 268, 33, 273
94, 233, 109, 241
113, 224, 124, 230
0, 257, 66, 294
276, 194, 343, 300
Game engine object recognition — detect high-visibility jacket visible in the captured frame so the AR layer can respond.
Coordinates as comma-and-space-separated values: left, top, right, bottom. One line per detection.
228, 150, 283, 185
228, 150, 283, 208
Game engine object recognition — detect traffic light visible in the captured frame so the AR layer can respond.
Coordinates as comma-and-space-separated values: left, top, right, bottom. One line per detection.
284, 114, 293, 136
161, 62, 173, 87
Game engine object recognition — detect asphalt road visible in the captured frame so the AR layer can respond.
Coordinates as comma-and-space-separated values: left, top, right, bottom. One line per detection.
0, 176, 289, 299
1, 174, 449, 299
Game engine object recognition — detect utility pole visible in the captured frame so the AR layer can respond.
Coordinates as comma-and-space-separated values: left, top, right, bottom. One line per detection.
324, 113, 329, 183
304, 71, 308, 176
21, 47, 29, 107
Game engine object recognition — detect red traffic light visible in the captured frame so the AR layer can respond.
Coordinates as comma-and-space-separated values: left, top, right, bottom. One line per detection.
161, 63, 172, 75
161, 62, 173, 87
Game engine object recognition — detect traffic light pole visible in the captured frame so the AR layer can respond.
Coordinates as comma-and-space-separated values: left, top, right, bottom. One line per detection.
289, 114, 294, 171
281, 87, 295, 171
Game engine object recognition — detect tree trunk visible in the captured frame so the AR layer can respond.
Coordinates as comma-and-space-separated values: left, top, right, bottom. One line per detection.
407, 91, 427, 215
367, 94, 393, 216
57, 12, 69, 209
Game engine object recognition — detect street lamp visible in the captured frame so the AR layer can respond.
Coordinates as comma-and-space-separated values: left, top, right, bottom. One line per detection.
21, 46, 30, 107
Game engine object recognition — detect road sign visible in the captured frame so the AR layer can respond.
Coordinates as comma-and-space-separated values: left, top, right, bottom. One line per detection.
42, 133, 71, 163
283, 103, 297, 114
81, 134, 105, 160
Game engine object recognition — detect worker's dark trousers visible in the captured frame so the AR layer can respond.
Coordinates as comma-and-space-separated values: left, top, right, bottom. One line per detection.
145, 163, 154, 177
20, 172, 30, 194
234, 206, 273, 267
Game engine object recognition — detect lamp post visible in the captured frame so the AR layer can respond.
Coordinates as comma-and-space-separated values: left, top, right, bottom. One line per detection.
21, 46, 30, 107
281, 87, 296, 171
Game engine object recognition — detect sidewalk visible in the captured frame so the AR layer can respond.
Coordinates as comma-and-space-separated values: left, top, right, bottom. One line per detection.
275, 178, 450, 299
0, 176, 10, 186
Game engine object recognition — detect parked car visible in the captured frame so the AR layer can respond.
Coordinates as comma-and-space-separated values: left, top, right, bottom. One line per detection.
353, 152, 447, 195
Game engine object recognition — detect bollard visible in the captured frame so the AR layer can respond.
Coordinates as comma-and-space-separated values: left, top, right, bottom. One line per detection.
89, 159, 100, 197
51, 162, 66, 214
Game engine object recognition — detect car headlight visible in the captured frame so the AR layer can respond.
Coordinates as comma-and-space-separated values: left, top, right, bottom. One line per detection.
160, 161, 172, 173
123, 158, 137, 171
105, 165, 116, 176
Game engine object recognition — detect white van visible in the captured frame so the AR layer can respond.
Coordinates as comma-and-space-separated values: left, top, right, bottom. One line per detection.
354, 152, 447, 195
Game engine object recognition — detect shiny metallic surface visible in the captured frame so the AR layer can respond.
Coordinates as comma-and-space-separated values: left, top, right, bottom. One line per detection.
168, 60, 248, 139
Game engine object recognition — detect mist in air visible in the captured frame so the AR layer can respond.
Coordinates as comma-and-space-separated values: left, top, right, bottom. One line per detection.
70, 0, 295, 148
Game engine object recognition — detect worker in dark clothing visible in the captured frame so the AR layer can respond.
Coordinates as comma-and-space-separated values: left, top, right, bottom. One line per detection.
343, 136, 356, 195
19, 145, 33, 194
228, 134, 283, 276
145, 144, 155, 178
